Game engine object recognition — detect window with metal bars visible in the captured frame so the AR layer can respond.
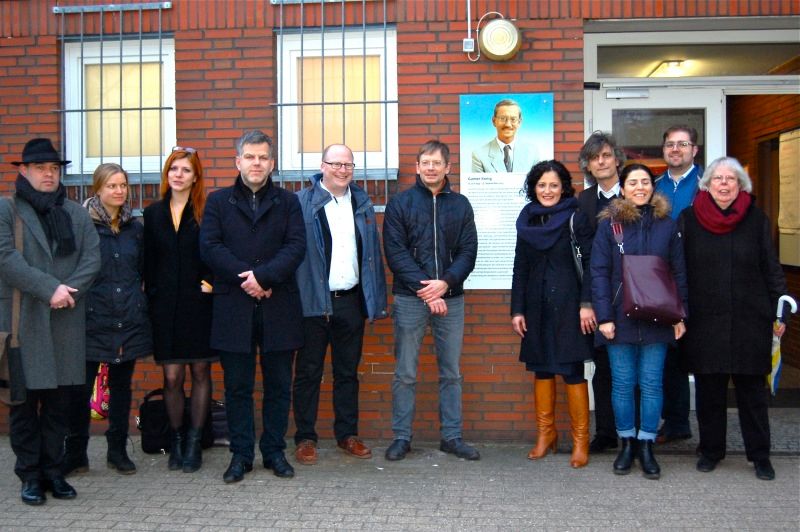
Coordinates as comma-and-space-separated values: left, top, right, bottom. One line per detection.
54, 2, 174, 212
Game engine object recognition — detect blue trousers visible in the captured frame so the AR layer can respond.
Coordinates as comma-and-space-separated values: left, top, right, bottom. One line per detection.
391, 294, 464, 442
607, 343, 667, 441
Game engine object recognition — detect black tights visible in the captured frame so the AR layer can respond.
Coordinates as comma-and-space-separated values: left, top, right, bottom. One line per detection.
163, 362, 211, 430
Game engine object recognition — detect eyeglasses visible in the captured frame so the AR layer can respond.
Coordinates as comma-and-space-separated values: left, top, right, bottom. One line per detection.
172, 146, 197, 154
419, 160, 445, 168
495, 116, 520, 125
711, 175, 737, 184
663, 141, 695, 149
323, 161, 356, 170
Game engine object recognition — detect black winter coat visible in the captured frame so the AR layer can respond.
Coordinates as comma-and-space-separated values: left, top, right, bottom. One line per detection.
383, 175, 477, 298
143, 197, 213, 361
85, 216, 152, 363
679, 201, 787, 375
511, 207, 594, 367
199, 177, 306, 354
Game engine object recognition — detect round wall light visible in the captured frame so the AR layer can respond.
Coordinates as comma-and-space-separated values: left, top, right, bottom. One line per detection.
478, 18, 521, 61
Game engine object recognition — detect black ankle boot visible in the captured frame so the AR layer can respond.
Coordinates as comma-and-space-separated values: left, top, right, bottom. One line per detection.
638, 439, 660, 480
168, 430, 184, 471
613, 437, 636, 475
62, 435, 90, 476
106, 433, 136, 475
182, 427, 203, 473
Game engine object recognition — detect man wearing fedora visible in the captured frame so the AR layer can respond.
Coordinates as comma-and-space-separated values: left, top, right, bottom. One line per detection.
0, 138, 100, 505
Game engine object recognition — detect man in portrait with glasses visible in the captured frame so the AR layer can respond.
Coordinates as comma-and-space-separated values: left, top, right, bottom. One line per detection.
654, 125, 702, 445
199, 130, 306, 484
291, 144, 388, 466
383, 140, 479, 461
471, 99, 539, 173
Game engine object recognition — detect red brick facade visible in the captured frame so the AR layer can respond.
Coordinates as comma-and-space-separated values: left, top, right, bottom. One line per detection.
1, 1, 798, 438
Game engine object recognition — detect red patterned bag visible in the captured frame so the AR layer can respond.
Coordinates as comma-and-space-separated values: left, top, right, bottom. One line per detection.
90, 363, 110, 420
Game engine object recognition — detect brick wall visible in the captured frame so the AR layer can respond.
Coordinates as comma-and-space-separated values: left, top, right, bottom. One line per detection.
1, 0, 798, 439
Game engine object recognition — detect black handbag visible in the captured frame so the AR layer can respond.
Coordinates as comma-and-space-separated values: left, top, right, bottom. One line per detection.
137, 388, 215, 453
611, 221, 686, 324
0, 204, 26, 407
569, 212, 583, 282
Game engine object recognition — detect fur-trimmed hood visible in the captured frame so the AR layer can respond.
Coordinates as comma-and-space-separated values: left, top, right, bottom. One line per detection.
598, 192, 671, 223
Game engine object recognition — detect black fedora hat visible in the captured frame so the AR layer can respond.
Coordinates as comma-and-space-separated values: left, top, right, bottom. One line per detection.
11, 138, 71, 166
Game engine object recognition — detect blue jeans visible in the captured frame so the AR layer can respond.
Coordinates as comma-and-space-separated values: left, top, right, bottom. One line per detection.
391, 294, 464, 442
219, 349, 293, 464
607, 343, 667, 441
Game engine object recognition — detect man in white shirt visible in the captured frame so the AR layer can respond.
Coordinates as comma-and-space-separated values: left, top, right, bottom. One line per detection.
471, 99, 540, 173
292, 144, 388, 465
576, 131, 626, 454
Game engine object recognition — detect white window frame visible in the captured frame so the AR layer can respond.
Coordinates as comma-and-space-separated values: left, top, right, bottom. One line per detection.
63, 38, 176, 176
277, 27, 398, 177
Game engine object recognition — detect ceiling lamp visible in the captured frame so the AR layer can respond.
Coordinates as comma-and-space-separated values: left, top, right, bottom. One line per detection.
649, 60, 687, 77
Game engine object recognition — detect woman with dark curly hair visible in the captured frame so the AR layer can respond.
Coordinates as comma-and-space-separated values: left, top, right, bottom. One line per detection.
511, 160, 595, 468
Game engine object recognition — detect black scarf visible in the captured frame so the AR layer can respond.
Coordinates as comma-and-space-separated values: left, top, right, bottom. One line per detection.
15, 174, 76, 256
515, 197, 577, 251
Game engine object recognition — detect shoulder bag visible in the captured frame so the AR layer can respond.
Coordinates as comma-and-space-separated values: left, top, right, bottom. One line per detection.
611, 221, 685, 324
0, 202, 27, 406
569, 212, 583, 282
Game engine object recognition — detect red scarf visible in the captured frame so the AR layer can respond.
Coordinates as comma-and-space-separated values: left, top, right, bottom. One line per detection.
692, 190, 752, 235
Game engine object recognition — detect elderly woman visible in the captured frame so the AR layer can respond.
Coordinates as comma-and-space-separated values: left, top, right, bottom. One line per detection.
679, 156, 788, 481
64, 163, 152, 476
511, 160, 595, 468
591, 163, 687, 480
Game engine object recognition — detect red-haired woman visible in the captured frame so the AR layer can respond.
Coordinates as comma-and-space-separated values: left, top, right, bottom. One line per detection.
143, 147, 215, 473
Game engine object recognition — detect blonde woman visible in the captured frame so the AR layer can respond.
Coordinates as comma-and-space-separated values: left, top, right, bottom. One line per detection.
64, 163, 152, 476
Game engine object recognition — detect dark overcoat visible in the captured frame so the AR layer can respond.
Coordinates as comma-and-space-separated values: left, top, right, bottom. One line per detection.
143, 196, 213, 361
0, 195, 100, 389
679, 202, 787, 375
86, 215, 152, 363
510, 208, 594, 366
199, 177, 306, 354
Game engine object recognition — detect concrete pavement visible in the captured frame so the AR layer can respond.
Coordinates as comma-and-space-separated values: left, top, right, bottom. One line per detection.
1, 408, 798, 530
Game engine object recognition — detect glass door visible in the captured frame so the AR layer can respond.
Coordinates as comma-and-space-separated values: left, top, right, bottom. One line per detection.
589, 87, 725, 174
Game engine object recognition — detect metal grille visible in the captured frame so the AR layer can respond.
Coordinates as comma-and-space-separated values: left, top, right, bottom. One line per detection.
273, 0, 397, 210
53, 2, 174, 213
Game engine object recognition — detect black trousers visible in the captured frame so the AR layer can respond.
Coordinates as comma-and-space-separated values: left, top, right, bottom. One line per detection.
293, 291, 365, 443
592, 347, 616, 439
67, 359, 137, 443
9, 386, 71, 481
660, 344, 691, 436
694, 373, 771, 462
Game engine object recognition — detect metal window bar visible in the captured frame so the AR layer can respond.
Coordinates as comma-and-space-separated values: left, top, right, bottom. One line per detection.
53, 2, 173, 213
273, 0, 396, 210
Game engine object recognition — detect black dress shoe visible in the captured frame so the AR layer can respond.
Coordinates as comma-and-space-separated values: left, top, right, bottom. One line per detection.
754, 459, 775, 481
656, 431, 692, 444
222, 456, 253, 484
613, 437, 636, 475
264, 454, 295, 478
385, 439, 411, 461
440, 438, 480, 460
21, 480, 46, 506
638, 440, 661, 480
47, 477, 77, 499
696, 455, 719, 473
589, 435, 618, 453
